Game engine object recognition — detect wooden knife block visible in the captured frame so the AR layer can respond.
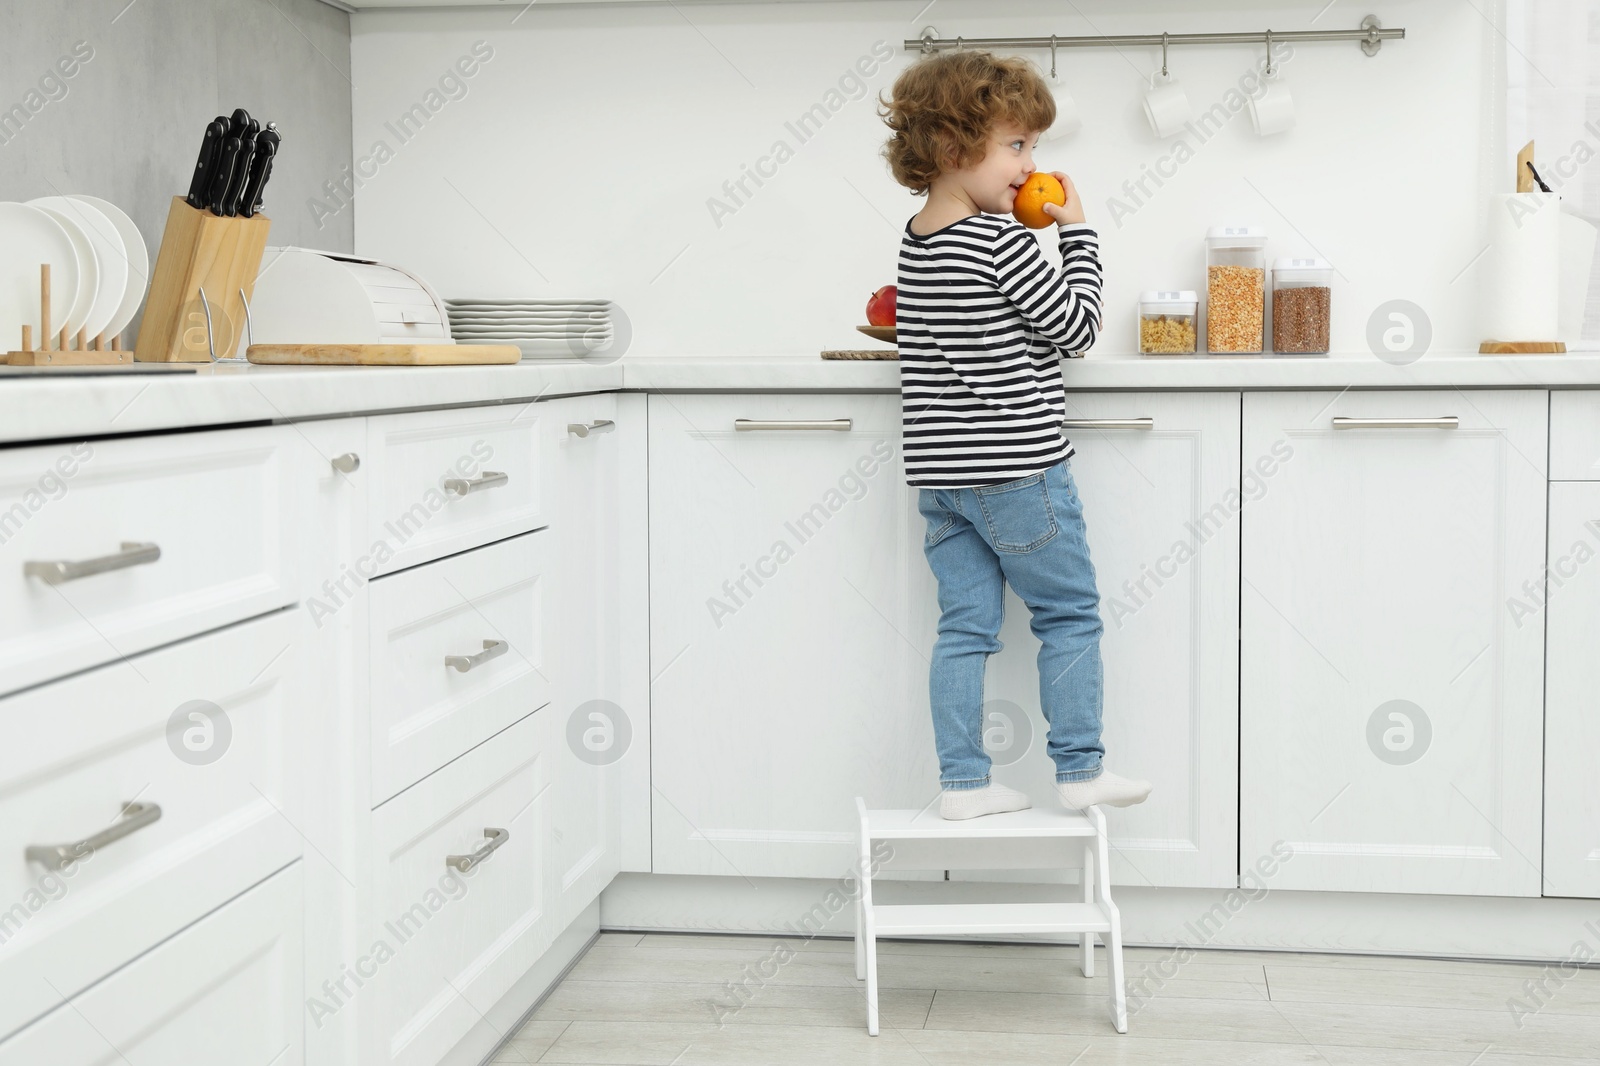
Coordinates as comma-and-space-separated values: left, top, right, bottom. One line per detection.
135, 196, 271, 362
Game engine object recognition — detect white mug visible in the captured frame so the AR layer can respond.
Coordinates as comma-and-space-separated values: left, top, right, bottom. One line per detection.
1045, 83, 1082, 141
1143, 71, 1191, 138
1249, 70, 1295, 135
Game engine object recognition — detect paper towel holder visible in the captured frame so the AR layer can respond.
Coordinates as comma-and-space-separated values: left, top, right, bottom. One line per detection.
1479, 141, 1569, 354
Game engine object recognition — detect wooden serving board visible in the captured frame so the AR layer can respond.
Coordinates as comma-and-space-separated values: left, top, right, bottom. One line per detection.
1478, 340, 1566, 354
822, 349, 898, 360
246, 343, 522, 366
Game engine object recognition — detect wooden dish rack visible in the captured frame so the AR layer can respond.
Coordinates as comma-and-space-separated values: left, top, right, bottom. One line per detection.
4, 263, 131, 365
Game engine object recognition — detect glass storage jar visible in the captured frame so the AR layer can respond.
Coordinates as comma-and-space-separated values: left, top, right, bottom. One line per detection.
1137, 290, 1198, 355
1271, 257, 1333, 354
1205, 226, 1267, 354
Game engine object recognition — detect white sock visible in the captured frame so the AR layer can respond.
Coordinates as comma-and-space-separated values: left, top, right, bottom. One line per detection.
939, 782, 1032, 820
1055, 769, 1152, 810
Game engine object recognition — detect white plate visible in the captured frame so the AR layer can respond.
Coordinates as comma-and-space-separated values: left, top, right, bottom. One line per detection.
449, 321, 609, 331
510, 336, 610, 357
65, 194, 148, 341
29, 196, 127, 342
446, 312, 607, 322
0, 202, 80, 352
445, 300, 609, 309
29, 204, 99, 338
451, 331, 614, 340
451, 329, 609, 337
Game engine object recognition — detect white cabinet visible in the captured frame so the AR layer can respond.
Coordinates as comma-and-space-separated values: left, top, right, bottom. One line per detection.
1544, 481, 1600, 898
966, 392, 1241, 889
368, 531, 551, 804
364, 405, 547, 576
0, 425, 298, 696
0, 607, 304, 1042
540, 392, 641, 927
364, 707, 553, 1066
1240, 390, 1547, 896
0, 862, 303, 1065
648, 393, 929, 878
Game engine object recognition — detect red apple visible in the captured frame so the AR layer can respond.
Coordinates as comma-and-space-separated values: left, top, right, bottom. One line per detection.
866, 285, 896, 327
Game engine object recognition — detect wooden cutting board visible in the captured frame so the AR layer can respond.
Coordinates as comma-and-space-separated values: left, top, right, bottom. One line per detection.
246, 343, 521, 366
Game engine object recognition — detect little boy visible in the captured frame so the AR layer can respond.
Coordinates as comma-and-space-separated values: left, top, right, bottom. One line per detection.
878, 49, 1153, 820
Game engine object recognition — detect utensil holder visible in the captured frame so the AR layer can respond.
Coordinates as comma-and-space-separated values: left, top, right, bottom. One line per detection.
135, 196, 270, 362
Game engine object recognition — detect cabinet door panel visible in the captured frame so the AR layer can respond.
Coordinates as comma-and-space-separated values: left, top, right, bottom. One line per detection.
0, 863, 302, 1066
1240, 390, 1546, 896
649, 393, 932, 878
959, 392, 1241, 889
543, 392, 630, 924
1544, 482, 1600, 898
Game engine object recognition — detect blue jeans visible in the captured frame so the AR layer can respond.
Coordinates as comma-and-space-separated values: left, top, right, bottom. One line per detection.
917, 457, 1105, 790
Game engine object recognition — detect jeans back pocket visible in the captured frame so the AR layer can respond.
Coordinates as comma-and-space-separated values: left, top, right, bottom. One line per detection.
973, 471, 1059, 553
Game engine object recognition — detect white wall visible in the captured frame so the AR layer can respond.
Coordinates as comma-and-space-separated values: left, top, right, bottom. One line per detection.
349, 0, 1503, 357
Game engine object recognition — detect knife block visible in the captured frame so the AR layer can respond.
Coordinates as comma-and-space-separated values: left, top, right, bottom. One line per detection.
135, 196, 271, 362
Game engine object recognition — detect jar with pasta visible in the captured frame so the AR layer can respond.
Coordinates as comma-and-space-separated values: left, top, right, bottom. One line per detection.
1205, 226, 1267, 354
1138, 290, 1198, 355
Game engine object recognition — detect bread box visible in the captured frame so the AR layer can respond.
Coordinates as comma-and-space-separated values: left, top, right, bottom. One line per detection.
245, 247, 453, 350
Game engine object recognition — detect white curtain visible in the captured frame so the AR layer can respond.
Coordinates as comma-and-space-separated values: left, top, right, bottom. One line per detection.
1506, 0, 1600, 346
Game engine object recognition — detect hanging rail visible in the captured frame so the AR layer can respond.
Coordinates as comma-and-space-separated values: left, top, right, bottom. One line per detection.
904, 15, 1404, 58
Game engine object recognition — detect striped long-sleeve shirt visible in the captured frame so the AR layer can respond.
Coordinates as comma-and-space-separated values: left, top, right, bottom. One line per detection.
898, 214, 1104, 488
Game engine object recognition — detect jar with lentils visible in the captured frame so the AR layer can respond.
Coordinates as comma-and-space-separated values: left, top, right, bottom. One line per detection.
1205, 226, 1267, 354
1271, 257, 1332, 354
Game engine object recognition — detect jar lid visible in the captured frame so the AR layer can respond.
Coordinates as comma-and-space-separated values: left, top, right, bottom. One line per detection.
1139, 289, 1198, 303
1205, 225, 1266, 248
1272, 256, 1333, 281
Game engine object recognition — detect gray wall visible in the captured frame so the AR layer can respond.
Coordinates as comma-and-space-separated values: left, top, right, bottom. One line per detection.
0, 0, 353, 344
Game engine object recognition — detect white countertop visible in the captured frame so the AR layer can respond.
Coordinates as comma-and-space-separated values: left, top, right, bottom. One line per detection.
620, 352, 1600, 391
3, 352, 1600, 444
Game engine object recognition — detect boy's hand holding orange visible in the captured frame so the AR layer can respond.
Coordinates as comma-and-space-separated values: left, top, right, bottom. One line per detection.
1012, 171, 1086, 229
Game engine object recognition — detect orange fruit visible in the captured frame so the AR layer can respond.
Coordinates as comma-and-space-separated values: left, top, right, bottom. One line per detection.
1011, 172, 1065, 229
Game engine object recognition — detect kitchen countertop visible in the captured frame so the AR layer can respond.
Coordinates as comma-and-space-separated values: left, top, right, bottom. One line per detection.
4, 352, 1600, 445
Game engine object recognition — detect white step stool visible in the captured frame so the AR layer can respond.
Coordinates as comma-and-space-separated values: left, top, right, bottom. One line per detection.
853, 796, 1127, 1035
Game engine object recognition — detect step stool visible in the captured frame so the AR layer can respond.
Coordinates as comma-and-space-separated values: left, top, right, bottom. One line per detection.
853, 796, 1127, 1035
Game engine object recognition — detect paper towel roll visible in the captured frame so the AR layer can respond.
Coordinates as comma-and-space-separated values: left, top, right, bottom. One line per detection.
1481, 192, 1560, 342
1559, 211, 1597, 344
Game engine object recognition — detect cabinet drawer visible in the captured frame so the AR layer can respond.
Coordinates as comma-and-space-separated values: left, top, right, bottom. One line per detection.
365, 405, 546, 575
368, 708, 552, 1066
368, 531, 550, 804
0, 426, 295, 696
0, 862, 302, 1064
0, 609, 303, 1040
1550, 390, 1600, 480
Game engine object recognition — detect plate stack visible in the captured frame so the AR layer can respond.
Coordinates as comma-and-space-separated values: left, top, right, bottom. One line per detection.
445, 299, 615, 359
0, 196, 151, 356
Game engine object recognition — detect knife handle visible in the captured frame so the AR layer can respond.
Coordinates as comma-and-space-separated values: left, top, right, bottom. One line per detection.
208, 135, 242, 216
184, 119, 227, 210
223, 119, 260, 217
241, 128, 280, 219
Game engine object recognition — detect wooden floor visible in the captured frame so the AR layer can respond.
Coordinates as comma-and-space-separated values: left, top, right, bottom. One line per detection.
488, 930, 1600, 1064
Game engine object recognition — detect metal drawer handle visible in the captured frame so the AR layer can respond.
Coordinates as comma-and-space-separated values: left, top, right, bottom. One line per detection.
567, 419, 615, 438
443, 470, 508, 495
1331, 416, 1459, 429
446, 827, 509, 872
331, 452, 361, 473
23, 541, 161, 585
1061, 418, 1155, 430
733, 419, 852, 431
445, 639, 509, 673
26, 801, 162, 871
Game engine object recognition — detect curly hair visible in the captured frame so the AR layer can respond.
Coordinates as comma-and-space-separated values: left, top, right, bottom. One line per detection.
877, 50, 1056, 196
